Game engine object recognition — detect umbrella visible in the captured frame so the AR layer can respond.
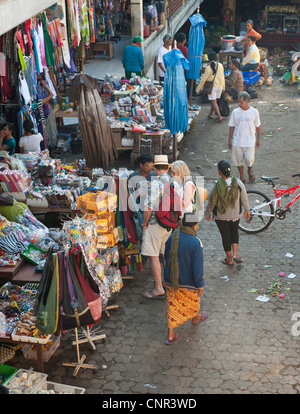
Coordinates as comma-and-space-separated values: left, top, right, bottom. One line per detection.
186, 10, 207, 103
163, 43, 190, 160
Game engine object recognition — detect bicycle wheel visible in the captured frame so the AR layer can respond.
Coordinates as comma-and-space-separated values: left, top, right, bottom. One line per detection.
239, 190, 274, 234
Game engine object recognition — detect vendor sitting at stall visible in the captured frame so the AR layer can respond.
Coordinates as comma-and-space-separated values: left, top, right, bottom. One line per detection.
0, 123, 16, 155
19, 119, 44, 154
224, 59, 244, 102
122, 36, 145, 79
242, 36, 260, 72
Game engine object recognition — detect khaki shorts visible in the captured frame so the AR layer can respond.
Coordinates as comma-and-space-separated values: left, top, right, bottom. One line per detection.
141, 223, 172, 257
231, 146, 255, 168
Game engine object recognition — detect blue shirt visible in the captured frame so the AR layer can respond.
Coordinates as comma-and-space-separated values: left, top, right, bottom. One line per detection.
122, 44, 144, 73
164, 232, 205, 289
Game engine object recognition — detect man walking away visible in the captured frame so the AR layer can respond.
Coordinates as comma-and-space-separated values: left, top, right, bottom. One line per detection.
228, 91, 261, 183
122, 36, 145, 78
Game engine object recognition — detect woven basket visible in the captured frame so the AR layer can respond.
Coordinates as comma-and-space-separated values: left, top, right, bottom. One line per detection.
0, 345, 15, 364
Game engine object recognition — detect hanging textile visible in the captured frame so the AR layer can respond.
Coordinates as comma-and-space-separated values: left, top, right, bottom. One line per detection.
58, 0, 71, 69
32, 28, 43, 75
41, 13, 55, 67
80, 0, 90, 45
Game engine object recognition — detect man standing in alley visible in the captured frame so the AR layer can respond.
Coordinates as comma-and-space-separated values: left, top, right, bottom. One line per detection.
157, 34, 173, 83
228, 91, 261, 183
141, 155, 180, 300
122, 36, 145, 78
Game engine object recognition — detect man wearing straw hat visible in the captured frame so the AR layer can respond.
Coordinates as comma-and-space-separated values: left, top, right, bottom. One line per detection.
141, 155, 176, 300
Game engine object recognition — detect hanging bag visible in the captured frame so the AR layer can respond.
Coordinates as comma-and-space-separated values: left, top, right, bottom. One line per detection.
35, 253, 59, 335
60, 253, 95, 330
202, 63, 218, 95
71, 248, 102, 324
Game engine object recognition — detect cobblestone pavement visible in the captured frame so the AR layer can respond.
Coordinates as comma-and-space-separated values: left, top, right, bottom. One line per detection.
9, 77, 300, 394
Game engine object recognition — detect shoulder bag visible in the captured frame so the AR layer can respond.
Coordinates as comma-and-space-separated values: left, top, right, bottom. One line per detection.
202, 63, 218, 95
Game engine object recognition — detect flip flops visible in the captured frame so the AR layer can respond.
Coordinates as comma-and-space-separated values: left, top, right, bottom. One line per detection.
233, 257, 243, 264
165, 333, 179, 345
249, 174, 256, 182
191, 311, 208, 325
142, 290, 166, 300
222, 258, 234, 266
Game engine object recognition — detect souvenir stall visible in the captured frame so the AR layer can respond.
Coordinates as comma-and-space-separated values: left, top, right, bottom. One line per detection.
0, 141, 147, 386
96, 73, 200, 166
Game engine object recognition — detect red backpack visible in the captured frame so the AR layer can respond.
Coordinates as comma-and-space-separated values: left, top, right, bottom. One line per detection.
155, 182, 181, 230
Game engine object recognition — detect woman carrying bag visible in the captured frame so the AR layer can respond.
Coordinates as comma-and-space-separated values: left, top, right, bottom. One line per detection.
205, 160, 250, 266
196, 52, 225, 122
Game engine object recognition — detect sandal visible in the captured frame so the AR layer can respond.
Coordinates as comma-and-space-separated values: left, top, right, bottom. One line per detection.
207, 115, 213, 119
249, 174, 256, 183
222, 258, 234, 266
233, 257, 243, 264
191, 311, 208, 325
165, 333, 179, 345
142, 290, 166, 300
218, 117, 223, 123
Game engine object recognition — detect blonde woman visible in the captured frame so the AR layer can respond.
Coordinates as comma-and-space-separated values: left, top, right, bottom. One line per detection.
170, 160, 195, 217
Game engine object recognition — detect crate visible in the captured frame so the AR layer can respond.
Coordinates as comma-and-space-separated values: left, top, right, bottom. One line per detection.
35, 381, 85, 394
99, 227, 119, 247
21, 244, 46, 266
95, 212, 115, 233
22, 335, 60, 363
242, 71, 261, 85
5, 369, 47, 394
133, 132, 165, 154
77, 191, 103, 213
96, 191, 118, 213
0, 364, 17, 384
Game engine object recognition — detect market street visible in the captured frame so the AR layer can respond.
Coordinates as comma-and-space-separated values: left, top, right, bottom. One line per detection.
9, 75, 300, 394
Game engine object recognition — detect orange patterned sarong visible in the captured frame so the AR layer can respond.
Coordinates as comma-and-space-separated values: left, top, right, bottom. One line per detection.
166, 285, 200, 329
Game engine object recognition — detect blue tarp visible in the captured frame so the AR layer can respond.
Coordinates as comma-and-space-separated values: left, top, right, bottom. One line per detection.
186, 13, 207, 80
163, 49, 190, 135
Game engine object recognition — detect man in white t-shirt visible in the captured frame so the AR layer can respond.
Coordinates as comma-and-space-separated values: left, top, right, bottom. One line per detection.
19, 119, 44, 154
228, 91, 261, 183
157, 34, 172, 83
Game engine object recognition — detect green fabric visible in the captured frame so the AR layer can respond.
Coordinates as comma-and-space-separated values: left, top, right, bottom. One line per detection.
0, 200, 28, 222
169, 226, 196, 290
36, 253, 59, 334
17, 45, 26, 70
210, 177, 239, 215
41, 13, 55, 66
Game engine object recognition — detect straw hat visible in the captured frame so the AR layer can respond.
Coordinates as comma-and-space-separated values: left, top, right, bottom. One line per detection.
153, 155, 171, 166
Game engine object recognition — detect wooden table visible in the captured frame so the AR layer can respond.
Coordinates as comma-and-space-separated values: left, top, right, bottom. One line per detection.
28, 206, 78, 219
219, 50, 244, 69
91, 41, 114, 60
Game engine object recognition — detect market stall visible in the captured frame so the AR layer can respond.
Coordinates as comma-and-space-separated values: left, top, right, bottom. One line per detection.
0, 149, 146, 381
257, 5, 300, 51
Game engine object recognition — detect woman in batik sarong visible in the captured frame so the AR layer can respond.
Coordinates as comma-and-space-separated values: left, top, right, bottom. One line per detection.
163, 212, 207, 345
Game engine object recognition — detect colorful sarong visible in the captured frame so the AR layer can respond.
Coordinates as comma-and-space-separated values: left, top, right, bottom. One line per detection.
166, 285, 200, 328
